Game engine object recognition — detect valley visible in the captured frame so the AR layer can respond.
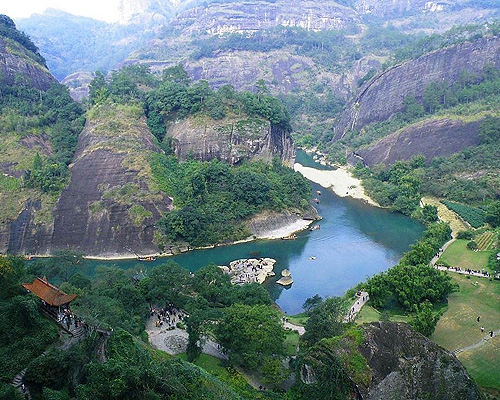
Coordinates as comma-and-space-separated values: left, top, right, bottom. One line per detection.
1, 1, 500, 399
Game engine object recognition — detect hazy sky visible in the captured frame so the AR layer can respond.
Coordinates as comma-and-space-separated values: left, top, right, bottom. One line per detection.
4, 0, 122, 23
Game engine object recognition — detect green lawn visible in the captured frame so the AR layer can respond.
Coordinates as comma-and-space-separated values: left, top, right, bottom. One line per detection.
458, 335, 500, 395
432, 274, 500, 393
284, 330, 300, 356
355, 305, 409, 325
438, 239, 493, 271
432, 274, 500, 351
286, 312, 309, 326
178, 353, 228, 375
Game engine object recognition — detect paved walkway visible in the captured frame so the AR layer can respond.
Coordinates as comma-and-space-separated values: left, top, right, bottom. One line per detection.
146, 317, 227, 359
433, 265, 495, 279
430, 238, 455, 266
345, 291, 369, 323
454, 330, 500, 355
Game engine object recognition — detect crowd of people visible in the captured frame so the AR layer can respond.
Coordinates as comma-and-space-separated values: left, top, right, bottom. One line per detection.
151, 304, 187, 329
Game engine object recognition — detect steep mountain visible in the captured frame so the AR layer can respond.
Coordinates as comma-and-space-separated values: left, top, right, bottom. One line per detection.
333, 35, 500, 140
50, 102, 172, 257
0, 15, 84, 254
16, 9, 156, 80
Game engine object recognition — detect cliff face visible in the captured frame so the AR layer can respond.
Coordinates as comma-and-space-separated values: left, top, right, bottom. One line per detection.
333, 36, 500, 140
300, 322, 481, 400
50, 103, 172, 257
0, 36, 56, 91
167, 115, 295, 166
358, 117, 483, 167
169, 0, 360, 35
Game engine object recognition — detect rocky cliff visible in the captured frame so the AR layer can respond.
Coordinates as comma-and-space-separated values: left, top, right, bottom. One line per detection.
300, 322, 481, 400
333, 35, 500, 140
0, 17, 56, 90
50, 103, 172, 257
167, 114, 295, 166
357, 117, 483, 167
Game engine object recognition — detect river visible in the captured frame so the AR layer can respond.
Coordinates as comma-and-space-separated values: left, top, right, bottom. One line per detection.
83, 150, 424, 314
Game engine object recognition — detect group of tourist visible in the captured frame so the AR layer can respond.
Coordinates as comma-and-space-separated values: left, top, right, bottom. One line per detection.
442, 265, 491, 277
477, 316, 495, 338
57, 308, 83, 331
151, 304, 187, 328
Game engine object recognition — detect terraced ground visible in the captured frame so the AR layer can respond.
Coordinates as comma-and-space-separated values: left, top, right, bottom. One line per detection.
475, 231, 497, 251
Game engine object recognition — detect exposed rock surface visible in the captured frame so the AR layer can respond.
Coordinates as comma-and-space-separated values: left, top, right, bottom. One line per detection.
167, 115, 295, 166
169, 0, 360, 35
358, 117, 483, 167
300, 322, 481, 400
51, 103, 172, 257
333, 35, 500, 139
0, 36, 56, 91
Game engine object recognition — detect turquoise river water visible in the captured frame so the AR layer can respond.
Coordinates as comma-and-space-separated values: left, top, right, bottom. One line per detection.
83, 150, 424, 314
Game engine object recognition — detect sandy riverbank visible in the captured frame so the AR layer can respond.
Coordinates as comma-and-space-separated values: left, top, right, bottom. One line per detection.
294, 163, 379, 207
72, 216, 315, 260
255, 218, 313, 240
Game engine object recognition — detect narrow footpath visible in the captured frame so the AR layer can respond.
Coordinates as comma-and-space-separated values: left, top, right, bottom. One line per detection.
454, 330, 500, 355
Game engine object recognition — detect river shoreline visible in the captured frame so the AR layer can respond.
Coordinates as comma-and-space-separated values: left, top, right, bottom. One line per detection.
294, 162, 380, 207
23, 217, 315, 261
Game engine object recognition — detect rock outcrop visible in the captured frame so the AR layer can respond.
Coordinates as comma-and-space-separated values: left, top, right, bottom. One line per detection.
0, 18, 56, 90
333, 35, 500, 140
167, 114, 295, 166
300, 322, 481, 400
51, 103, 172, 257
357, 117, 483, 167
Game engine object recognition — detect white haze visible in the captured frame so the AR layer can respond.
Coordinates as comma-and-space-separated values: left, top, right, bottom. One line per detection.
3, 0, 122, 23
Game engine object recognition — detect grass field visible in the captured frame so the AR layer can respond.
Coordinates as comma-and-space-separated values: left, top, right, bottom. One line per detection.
438, 239, 493, 271
458, 336, 500, 395
355, 305, 409, 324
178, 352, 228, 375
286, 313, 308, 326
432, 274, 500, 393
284, 330, 300, 356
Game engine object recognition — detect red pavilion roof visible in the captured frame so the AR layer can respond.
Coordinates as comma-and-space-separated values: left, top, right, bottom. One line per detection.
22, 277, 77, 306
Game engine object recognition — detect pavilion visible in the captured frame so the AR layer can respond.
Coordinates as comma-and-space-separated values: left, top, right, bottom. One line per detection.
22, 276, 77, 319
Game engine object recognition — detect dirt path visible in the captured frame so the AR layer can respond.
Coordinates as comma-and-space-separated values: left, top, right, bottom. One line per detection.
454, 330, 500, 355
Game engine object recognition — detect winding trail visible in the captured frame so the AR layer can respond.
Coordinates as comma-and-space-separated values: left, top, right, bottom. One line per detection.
454, 330, 500, 355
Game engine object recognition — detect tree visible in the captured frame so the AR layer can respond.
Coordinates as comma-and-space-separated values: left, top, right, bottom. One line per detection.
303, 297, 345, 347
216, 304, 286, 371
162, 65, 191, 86
409, 300, 439, 337
486, 201, 500, 227
88, 71, 108, 105
421, 204, 438, 223
302, 294, 323, 312
478, 116, 500, 144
